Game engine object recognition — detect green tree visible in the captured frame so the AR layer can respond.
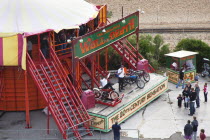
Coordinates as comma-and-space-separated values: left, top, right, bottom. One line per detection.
175, 38, 210, 72
153, 35, 164, 60
138, 35, 155, 58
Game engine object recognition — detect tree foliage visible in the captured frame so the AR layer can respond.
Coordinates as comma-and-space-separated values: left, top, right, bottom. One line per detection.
138, 34, 170, 69
175, 38, 210, 72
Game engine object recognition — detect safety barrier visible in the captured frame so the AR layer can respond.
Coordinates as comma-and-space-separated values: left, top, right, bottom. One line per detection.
0, 129, 141, 140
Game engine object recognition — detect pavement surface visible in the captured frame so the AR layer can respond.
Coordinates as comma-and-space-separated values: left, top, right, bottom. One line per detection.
0, 74, 210, 140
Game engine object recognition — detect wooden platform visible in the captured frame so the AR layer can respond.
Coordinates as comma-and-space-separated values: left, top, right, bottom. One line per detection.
88, 73, 168, 132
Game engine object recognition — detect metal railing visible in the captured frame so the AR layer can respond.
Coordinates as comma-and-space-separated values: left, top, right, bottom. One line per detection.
0, 128, 141, 140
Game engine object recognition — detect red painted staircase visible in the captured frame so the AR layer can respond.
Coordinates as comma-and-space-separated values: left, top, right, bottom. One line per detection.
78, 58, 109, 89
27, 49, 92, 140
111, 39, 155, 73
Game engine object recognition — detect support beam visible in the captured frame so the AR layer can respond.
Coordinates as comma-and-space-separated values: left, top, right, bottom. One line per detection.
25, 70, 31, 128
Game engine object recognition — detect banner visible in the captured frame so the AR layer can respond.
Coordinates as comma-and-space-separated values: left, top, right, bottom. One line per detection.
74, 11, 139, 58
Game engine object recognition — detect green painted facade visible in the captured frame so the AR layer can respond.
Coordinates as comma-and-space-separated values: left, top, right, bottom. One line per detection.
89, 76, 168, 132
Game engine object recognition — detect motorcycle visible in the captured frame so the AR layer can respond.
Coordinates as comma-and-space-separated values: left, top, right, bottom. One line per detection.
201, 58, 210, 77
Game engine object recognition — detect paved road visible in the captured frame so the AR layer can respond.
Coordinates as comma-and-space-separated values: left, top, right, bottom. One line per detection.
0, 74, 210, 140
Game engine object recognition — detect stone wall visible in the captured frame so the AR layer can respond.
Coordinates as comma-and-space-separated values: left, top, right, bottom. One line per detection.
142, 32, 210, 50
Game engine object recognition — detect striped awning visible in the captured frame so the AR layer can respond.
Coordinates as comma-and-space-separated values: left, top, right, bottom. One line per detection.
0, 34, 26, 70
0, 0, 98, 36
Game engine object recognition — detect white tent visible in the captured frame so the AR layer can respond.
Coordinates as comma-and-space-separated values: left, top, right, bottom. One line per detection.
0, 0, 98, 37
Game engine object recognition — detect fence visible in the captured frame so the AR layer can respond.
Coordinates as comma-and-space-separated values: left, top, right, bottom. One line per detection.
0, 129, 141, 140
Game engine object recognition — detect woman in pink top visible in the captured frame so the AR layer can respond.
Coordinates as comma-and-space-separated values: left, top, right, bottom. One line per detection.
203, 83, 208, 102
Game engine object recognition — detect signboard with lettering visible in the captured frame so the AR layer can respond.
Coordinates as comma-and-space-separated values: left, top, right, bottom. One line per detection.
167, 69, 196, 84
184, 70, 195, 83
89, 115, 105, 130
108, 80, 168, 129
74, 12, 139, 58
166, 70, 179, 83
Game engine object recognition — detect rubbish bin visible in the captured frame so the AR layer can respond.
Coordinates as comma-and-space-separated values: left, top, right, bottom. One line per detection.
137, 59, 149, 72
81, 89, 95, 110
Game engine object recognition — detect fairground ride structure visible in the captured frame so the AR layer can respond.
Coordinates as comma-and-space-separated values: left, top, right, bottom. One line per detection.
0, 5, 154, 140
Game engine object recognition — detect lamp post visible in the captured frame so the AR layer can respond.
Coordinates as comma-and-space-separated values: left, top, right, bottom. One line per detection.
136, 9, 145, 68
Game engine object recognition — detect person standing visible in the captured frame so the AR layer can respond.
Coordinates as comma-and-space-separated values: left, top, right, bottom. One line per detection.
177, 94, 183, 108
195, 83, 200, 108
191, 116, 198, 140
117, 65, 125, 92
41, 35, 49, 58
186, 82, 192, 92
184, 120, 193, 140
203, 83, 208, 102
194, 73, 199, 82
176, 68, 185, 89
27, 40, 33, 58
112, 122, 121, 140
58, 29, 67, 54
183, 87, 190, 109
189, 88, 196, 116
200, 129, 206, 140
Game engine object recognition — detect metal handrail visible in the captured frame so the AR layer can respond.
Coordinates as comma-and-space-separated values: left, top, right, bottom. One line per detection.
79, 60, 100, 88
26, 53, 68, 134
125, 39, 155, 72
0, 128, 142, 140
49, 47, 92, 128
38, 51, 81, 138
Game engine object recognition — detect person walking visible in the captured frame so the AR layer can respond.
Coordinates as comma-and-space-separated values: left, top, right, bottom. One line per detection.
176, 68, 185, 89
189, 88, 196, 116
200, 129, 206, 140
117, 65, 125, 92
195, 83, 200, 108
203, 83, 208, 102
112, 122, 121, 140
191, 116, 198, 140
184, 120, 193, 140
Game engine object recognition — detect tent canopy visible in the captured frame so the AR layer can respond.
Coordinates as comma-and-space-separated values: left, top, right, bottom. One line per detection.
0, 0, 98, 37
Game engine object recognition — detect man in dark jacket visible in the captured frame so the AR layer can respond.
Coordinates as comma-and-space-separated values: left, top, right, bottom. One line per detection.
184, 120, 193, 140
112, 122, 121, 140
189, 88, 196, 116
176, 68, 185, 89
195, 83, 200, 108
191, 116, 198, 140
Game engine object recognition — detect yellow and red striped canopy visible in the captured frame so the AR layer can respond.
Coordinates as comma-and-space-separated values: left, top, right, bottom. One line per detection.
0, 0, 98, 36
0, 34, 26, 70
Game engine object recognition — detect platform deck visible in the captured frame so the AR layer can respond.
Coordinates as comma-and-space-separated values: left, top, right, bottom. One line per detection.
88, 73, 168, 132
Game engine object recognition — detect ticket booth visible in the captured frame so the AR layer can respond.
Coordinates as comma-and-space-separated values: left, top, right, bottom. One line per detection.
164, 50, 198, 84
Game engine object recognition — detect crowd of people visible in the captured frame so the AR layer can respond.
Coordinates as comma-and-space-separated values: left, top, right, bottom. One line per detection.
176, 72, 208, 140
184, 117, 206, 140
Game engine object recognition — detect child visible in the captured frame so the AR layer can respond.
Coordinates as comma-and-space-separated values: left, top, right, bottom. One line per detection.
194, 73, 199, 81
177, 94, 183, 108
203, 83, 208, 102
200, 129, 206, 140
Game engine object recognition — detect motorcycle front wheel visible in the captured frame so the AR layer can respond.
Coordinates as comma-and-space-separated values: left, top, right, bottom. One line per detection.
137, 79, 145, 89
110, 91, 119, 100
